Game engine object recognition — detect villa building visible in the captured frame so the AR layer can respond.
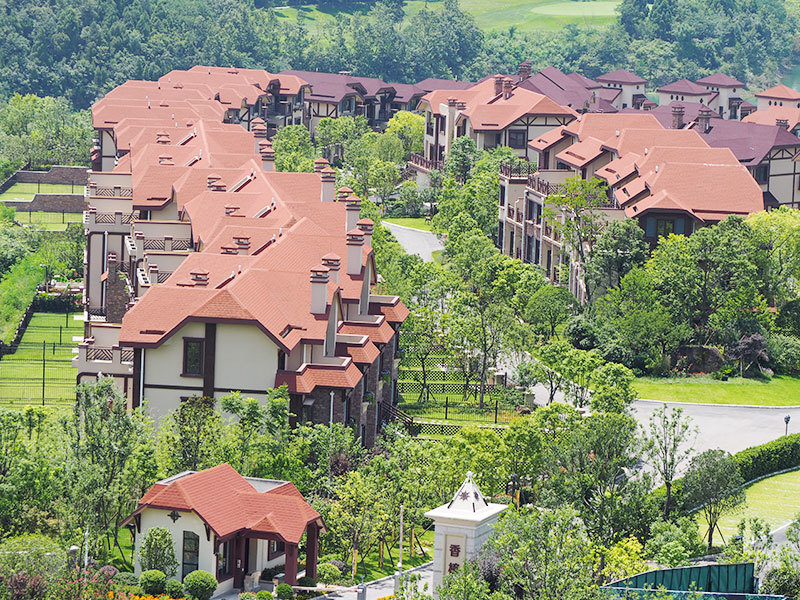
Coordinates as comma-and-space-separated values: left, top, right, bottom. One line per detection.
75, 66, 409, 447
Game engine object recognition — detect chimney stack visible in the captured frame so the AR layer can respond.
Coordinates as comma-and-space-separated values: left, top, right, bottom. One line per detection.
233, 236, 251, 255
336, 186, 354, 202
519, 60, 532, 81
357, 218, 374, 247
346, 229, 365, 276
314, 157, 328, 173
320, 166, 336, 202
190, 270, 209, 286
345, 195, 361, 232
251, 118, 267, 153
105, 252, 129, 323
494, 75, 504, 97
259, 139, 274, 171
503, 79, 513, 100
777, 118, 790, 130
697, 107, 713, 133
310, 264, 330, 314
671, 105, 685, 130
207, 174, 226, 192
322, 253, 341, 283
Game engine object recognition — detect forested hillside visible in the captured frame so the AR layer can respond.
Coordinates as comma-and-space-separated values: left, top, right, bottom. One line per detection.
0, 0, 797, 111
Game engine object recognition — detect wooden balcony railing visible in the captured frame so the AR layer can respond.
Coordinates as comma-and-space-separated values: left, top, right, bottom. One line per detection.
527, 174, 560, 196
409, 152, 444, 172
500, 161, 537, 179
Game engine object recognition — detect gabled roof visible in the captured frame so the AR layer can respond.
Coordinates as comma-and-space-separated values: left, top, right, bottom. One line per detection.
280, 70, 389, 103
743, 106, 800, 131
415, 78, 476, 92
126, 464, 322, 543
656, 78, 709, 95
696, 73, 745, 88
696, 118, 800, 166
755, 84, 800, 100
596, 69, 647, 85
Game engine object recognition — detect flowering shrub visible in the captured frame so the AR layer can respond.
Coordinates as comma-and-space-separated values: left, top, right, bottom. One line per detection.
53, 568, 115, 600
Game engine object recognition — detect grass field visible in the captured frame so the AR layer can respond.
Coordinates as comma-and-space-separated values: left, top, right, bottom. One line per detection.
0, 182, 82, 201
14, 211, 83, 231
634, 375, 800, 406
382, 217, 433, 231
0, 312, 80, 408
697, 469, 800, 543
274, 0, 620, 33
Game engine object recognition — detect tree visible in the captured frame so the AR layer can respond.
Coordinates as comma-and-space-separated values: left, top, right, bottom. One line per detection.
590, 362, 636, 414
386, 111, 424, 156
645, 405, 697, 519
530, 340, 573, 404
484, 507, 595, 600
158, 396, 222, 473
682, 449, 746, 551
140, 527, 179, 577
271, 125, 315, 172
445, 137, 478, 183
584, 218, 648, 298
747, 207, 800, 307
369, 159, 401, 204
401, 305, 448, 401
525, 284, 576, 340
438, 561, 510, 600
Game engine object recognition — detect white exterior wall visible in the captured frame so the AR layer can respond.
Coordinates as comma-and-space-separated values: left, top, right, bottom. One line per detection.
429, 517, 501, 596
657, 91, 707, 106
213, 323, 279, 392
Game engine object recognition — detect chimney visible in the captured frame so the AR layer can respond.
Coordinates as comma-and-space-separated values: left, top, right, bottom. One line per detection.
320, 166, 336, 202
322, 253, 341, 283
346, 229, 365, 276
519, 60, 532, 81
357, 218, 374, 247
494, 75, 504, 96
503, 79, 513, 100
777, 118, 790, 130
190, 270, 209, 286
345, 195, 361, 232
310, 264, 329, 314
336, 186, 354, 202
224, 205, 240, 216
155, 131, 170, 145
698, 107, 713, 133
456, 101, 467, 111
233, 236, 251, 254
259, 140, 274, 171
207, 174, 226, 191
148, 264, 159, 283
251, 118, 267, 152
314, 157, 329, 173
671, 105, 685, 129
105, 252, 129, 323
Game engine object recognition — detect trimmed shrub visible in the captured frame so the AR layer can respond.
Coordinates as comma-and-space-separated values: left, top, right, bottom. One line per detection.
239, 593, 258, 600
735, 432, 800, 482
97, 565, 119, 582
327, 559, 347, 576
114, 572, 138, 587
297, 576, 316, 588
183, 570, 217, 600
276, 583, 294, 599
140, 527, 179, 577
261, 566, 284, 580
316, 563, 340, 585
256, 591, 274, 600
165, 578, 184, 598
767, 333, 800, 374
139, 570, 166, 595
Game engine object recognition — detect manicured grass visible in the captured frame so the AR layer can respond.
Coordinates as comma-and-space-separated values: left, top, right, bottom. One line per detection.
697, 468, 800, 543
431, 249, 444, 264
15, 211, 83, 230
634, 375, 800, 406
0, 182, 82, 201
275, 0, 620, 33
382, 217, 433, 232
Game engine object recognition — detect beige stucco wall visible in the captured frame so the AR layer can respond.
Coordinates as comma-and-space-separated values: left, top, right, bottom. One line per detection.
214, 323, 279, 391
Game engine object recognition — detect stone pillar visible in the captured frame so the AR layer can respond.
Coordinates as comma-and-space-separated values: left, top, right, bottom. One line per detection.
424, 472, 507, 597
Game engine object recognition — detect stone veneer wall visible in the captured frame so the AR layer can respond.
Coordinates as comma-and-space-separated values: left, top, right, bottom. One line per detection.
5, 194, 87, 213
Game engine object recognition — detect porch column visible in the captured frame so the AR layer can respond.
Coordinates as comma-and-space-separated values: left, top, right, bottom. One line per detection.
306, 524, 319, 580
233, 534, 246, 589
285, 542, 298, 585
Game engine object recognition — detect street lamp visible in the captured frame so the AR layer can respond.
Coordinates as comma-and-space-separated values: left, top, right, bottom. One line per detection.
785, 415, 791, 436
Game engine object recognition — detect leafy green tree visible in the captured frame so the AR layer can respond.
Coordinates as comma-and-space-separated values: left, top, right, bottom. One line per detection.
682, 449, 746, 551
140, 527, 179, 577
445, 137, 478, 183
271, 125, 315, 172
525, 284, 576, 340
584, 219, 648, 298
369, 159, 401, 204
439, 561, 510, 600
158, 396, 222, 473
386, 111, 424, 156
645, 405, 696, 519
590, 362, 636, 414
644, 518, 704, 567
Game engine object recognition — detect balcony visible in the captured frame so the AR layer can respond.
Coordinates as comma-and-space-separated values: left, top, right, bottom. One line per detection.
500, 161, 537, 180
526, 170, 572, 197
409, 152, 444, 173
73, 326, 134, 378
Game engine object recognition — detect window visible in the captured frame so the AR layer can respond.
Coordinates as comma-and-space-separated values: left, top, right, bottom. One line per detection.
497, 222, 504, 250
656, 219, 674, 239
182, 531, 199, 580
268, 540, 285, 560
754, 164, 769, 184
277, 350, 286, 371
499, 185, 506, 207
217, 539, 232, 580
182, 338, 204, 377
508, 130, 526, 149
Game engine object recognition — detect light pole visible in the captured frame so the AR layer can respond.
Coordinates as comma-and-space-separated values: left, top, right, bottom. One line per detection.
785, 414, 791, 436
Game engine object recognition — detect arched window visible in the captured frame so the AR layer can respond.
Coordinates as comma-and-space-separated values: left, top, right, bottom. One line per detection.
182, 531, 199, 580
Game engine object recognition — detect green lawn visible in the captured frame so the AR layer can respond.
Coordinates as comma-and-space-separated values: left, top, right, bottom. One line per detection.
634, 375, 800, 406
382, 217, 433, 232
697, 468, 800, 543
431, 249, 444, 264
274, 0, 620, 33
15, 211, 83, 230
0, 182, 82, 201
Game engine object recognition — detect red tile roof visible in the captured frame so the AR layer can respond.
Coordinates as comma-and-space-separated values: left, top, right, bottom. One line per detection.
128, 464, 322, 543
755, 84, 800, 100
696, 73, 745, 88
596, 69, 647, 85
656, 79, 709, 95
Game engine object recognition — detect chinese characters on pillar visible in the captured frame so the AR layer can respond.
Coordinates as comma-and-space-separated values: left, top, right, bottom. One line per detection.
443, 534, 466, 576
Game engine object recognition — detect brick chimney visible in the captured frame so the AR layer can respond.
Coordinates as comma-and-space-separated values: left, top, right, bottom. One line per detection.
494, 75, 504, 96
697, 107, 713, 133
322, 253, 341, 283
671, 105, 685, 129
105, 253, 128, 323
314, 157, 329, 173
259, 139, 274, 171
320, 166, 336, 202
503, 79, 513, 100
346, 229, 365, 276
190, 270, 209, 286
777, 118, 790, 130
336, 186, 354, 202
519, 60, 532, 81
310, 264, 329, 314
251, 118, 267, 153
357, 218, 374, 247
345, 195, 361, 232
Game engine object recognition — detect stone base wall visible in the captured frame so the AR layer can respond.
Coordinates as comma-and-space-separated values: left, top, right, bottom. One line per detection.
0, 166, 88, 195
5, 194, 87, 213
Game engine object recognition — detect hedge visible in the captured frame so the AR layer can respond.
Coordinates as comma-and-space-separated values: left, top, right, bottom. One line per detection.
734, 432, 800, 483
0, 254, 44, 344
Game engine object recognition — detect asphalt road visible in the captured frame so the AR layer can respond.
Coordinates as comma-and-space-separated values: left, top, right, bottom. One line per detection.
382, 222, 444, 262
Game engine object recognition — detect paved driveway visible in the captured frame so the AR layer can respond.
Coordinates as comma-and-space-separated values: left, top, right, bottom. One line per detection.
382, 222, 443, 262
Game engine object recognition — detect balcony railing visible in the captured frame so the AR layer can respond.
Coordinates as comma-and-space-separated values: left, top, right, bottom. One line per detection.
500, 161, 537, 179
85, 210, 138, 227
409, 152, 444, 172
143, 238, 191, 252
91, 186, 133, 197
528, 174, 560, 197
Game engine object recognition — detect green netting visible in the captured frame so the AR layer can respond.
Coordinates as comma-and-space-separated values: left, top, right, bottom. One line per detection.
601, 588, 788, 600
606, 564, 758, 595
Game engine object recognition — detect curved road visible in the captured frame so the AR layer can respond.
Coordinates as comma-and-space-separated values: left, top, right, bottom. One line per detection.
382, 221, 444, 262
